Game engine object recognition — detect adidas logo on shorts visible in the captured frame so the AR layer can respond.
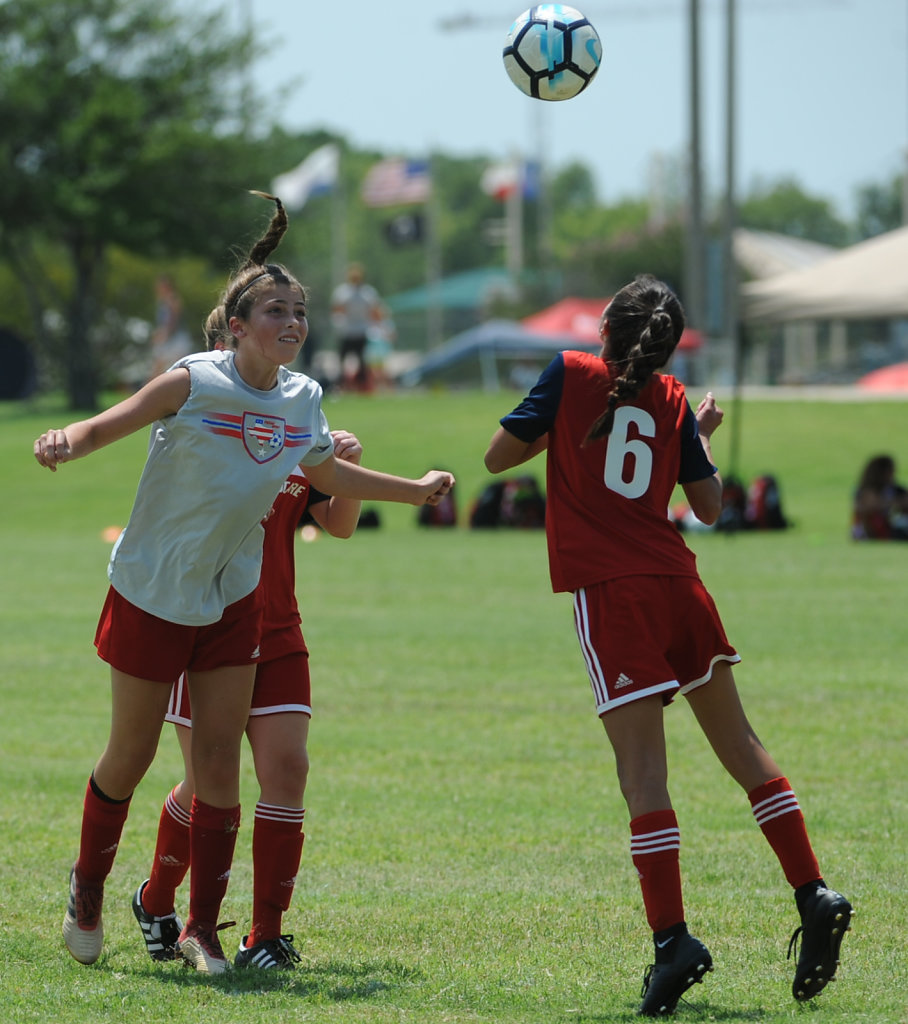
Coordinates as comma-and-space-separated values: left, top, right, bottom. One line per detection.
614, 672, 634, 689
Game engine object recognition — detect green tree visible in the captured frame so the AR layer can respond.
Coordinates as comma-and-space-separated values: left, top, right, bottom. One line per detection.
0, 0, 276, 409
854, 174, 903, 239
737, 178, 850, 246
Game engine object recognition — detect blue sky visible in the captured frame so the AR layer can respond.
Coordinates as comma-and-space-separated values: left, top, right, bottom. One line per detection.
196, 0, 906, 219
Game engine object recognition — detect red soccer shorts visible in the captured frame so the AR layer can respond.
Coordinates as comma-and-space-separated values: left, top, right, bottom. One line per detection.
573, 574, 740, 716
167, 641, 311, 726
94, 585, 263, 683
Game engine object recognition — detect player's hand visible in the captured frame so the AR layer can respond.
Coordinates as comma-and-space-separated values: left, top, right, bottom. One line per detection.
331, 430, 363, 465
418, 470, 455, 506
695, 392, 724, 439
34, 429, 71, 472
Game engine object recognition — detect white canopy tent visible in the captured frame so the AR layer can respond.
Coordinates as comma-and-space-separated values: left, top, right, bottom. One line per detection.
740, 226, 908, 323
733, 228, 836, 281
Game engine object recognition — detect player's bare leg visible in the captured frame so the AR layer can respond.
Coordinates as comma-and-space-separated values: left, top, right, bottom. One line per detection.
602, 696, 713, 1015
685, 662, 852, 1002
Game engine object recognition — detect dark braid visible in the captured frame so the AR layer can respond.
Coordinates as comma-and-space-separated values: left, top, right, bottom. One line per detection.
243, 191, 288, 269
586, 274, 685, 442
218, 191, 304, 325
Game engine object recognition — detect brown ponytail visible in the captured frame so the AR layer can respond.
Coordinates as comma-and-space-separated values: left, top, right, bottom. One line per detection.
585, 275, 684, 442
214, 191, 304, 328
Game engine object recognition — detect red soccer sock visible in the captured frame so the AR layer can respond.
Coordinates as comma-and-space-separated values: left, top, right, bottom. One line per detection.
247, 803, 305, 947
76, 776, 131, 886
630, 809, 684, 933
186, 796, 241, 928
749, 776, 821, 889
142, 787, 191, 916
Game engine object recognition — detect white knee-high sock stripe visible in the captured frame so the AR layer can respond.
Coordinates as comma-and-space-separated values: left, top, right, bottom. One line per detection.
254, 802, 305, 825
165, 789, 191, 828
631, 826, 681, 856
751, 789, 800, 826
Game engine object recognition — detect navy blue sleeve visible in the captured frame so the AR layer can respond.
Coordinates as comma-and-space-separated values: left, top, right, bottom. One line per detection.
499, 354, 565, 442
307, 486, 330, 507
678, 401, 717, 483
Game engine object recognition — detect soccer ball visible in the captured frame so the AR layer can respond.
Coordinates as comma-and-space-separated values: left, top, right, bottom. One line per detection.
503, 5, 602, 101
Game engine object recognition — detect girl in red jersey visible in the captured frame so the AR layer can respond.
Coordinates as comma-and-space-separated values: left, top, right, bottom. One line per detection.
485, 274, 851, 1016
133, 427, 362, 970
34, 193, 454, 976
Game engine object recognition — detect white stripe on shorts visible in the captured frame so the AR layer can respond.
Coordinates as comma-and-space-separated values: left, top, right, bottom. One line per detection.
572, 588, 675, 715
573, 589, 609, 709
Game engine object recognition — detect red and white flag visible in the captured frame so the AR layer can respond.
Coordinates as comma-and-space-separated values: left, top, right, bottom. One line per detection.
481, 159, 541, 201
361, 158, 431, 207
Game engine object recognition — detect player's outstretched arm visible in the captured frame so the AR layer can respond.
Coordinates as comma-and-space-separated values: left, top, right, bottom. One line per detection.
484, 426, 548, 474
310, 430, 364, 538
304, 456, 454, 507
34, 370, 191, 472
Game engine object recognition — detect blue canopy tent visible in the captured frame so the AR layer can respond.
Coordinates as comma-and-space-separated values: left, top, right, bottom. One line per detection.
399, 319, 600, 391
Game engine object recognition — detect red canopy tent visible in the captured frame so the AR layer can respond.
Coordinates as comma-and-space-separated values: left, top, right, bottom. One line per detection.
857, 361, 908, 392
522, 297, 703, 351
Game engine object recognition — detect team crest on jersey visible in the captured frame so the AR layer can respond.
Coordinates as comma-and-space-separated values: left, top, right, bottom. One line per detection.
202, 411, 313, 460
243, 413, 286, 463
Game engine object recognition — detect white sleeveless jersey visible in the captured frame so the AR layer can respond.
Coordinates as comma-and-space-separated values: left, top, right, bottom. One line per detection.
108, 350, 332, 625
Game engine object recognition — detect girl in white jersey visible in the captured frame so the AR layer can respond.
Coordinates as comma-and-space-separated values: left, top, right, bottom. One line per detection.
34, 192, 454, 975
132, 311, 362, 971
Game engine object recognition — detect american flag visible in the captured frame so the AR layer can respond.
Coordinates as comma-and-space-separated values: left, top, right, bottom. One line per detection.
361, 158, 431, 207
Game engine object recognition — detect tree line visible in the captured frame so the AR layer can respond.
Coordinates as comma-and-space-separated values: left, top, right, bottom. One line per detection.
0, 0, 901, 409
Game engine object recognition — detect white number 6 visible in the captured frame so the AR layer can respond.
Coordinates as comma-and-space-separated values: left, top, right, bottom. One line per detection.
603, 406, 655, 498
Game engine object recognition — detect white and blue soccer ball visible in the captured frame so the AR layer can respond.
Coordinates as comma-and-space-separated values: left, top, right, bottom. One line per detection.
503, 4, 602, 101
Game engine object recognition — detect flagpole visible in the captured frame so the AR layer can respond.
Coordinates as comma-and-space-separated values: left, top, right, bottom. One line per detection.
331, 163, 347, 291
505, 151, 524, 284
534, 105, 554, 298
425, 155, 443, 349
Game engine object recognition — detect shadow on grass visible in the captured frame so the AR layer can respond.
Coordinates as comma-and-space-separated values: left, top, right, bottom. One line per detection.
138, 954, 422, 1002
563, 996, 771, 1022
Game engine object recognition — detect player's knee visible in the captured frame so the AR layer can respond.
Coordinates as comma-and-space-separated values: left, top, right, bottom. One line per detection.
615, 762, 668, 813
257, 745, 309, 793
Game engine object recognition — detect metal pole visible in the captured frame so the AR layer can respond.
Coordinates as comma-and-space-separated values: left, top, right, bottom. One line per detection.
505, 152, 524, 283
534, 103, 554, 294
425, 156, 444, 349
723, 0, 743, 478
904, 0, 908, 224
685, 0, 706, 335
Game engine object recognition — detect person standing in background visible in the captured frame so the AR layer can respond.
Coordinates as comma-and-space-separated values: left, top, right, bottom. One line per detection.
331, 262, 383, 391
149, 273, 193, 379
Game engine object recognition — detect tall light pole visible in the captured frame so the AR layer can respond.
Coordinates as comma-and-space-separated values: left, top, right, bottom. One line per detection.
684, 0, 706, 337
722, 0, 743, 477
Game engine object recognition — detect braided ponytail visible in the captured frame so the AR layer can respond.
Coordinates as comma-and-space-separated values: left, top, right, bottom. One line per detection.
586, 275, 684, 442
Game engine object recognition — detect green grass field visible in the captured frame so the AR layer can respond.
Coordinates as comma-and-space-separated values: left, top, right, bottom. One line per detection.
1, 389, 906, 1023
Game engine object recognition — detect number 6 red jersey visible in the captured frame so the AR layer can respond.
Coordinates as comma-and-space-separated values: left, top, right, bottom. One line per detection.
499, 350, 716, 593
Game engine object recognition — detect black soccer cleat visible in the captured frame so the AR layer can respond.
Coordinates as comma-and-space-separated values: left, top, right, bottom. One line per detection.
788, 886, 853, 1001
131, 879, 184, 961
638, 932, 713, 1016
234, 933, 301, 970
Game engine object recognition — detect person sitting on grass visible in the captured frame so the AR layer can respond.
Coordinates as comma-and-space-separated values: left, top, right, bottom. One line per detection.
851, 453, 908, 540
